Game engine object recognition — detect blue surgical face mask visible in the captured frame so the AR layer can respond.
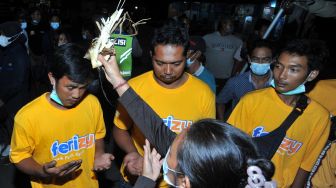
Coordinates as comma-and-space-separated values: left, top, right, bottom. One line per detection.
0, 32, 22, 47
21, 22, 27, 30
50, 22, 60, 30
50, 86, 64, 106
0, 35, 11, 47
186, 58, 194, 67
163, 148, 183, 187
270, 79, 306, 95
250, 62, 270, 76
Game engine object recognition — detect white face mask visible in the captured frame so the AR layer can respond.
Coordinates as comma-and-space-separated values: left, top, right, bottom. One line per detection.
162, 147, 183, 187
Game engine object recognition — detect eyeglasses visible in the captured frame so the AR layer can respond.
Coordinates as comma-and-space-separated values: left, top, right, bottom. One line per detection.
250, 56, 272, 64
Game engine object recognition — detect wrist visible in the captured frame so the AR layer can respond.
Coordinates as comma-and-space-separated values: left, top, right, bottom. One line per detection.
113, 80, 127, 90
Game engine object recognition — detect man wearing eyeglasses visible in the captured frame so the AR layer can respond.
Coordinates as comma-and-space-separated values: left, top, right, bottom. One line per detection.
216, 39, 273, 120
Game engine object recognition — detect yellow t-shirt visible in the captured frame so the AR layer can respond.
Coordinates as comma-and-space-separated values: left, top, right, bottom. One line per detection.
228, 87, 330, 188
308, 79, 336, 116
307, 79, 336, 187
114, 71, 215, 187
310, 142, 336, 187
10, 93, 106, 188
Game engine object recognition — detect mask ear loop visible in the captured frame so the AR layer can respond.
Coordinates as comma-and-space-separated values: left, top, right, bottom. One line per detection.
303, 71, 313, 85
8, 31, 23, 43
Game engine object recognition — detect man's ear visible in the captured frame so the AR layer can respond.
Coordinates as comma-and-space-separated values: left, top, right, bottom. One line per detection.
247, 55, 251, 63
179, 176, 191, 188
48, 72, 56, 85
307, 70, 319, 82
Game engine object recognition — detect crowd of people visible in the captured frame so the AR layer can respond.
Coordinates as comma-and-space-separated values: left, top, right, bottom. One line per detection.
0, 4, 335, 188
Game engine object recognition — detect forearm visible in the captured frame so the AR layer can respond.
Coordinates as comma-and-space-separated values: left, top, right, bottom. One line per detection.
118, 88, 176, 156
14, 157, 47, 178
95, 138, 105, 156
113, 126, 138, 153
133, 176, 156, 188
291, 168, 309, 188
231, 60, 244, 76
216, 103, 226, 121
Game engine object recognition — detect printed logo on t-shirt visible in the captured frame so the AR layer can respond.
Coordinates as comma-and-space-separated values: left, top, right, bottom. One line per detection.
252, 126, 303, 156
211, 43, 236, 51
50, 134, 95, 160
163, 115, 193, 133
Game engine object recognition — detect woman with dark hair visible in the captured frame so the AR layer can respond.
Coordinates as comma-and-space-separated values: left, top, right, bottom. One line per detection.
97, 54, 276, 188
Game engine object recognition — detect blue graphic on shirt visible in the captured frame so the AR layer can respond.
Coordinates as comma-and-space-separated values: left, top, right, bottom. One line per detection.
252, 126, 269, 137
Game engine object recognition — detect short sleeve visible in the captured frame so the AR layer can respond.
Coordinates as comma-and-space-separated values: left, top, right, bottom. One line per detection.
10, 115, 35, 163
94, 100, 106, 140
300, 116, 330, 171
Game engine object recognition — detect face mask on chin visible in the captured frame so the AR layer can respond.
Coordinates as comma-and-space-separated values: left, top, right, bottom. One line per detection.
50, 85, 64, 106
270, 79, 307, 95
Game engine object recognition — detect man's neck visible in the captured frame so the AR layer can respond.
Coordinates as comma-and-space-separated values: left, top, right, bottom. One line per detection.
153, 73, 188, 89
46, 93, 68, 110
189, 62, 201, 74
277, 93, 301, 107
251, 72, 270, 89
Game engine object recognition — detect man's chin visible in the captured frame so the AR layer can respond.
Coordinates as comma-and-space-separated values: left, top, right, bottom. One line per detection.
159, 76, 177, 84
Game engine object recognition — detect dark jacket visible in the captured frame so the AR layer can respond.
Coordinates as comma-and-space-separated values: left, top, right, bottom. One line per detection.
0, 37, 30, 115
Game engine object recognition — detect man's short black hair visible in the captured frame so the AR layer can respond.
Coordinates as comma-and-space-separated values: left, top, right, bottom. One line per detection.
281, 39, 329, 71
151, 21, 189, 56
49, 43, 93, 84
248, 39, 274, 56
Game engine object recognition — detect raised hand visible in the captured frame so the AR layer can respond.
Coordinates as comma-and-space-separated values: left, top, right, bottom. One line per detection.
97, 54, 123, 86
142, 139, 163, 181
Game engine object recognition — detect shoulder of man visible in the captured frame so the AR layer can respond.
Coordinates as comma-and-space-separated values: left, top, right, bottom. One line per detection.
14, 93, 46, 120
187, 74, 214, 95
240, 87, 272, 101
307, 97, 331, 116
83, 93, 100, 104
128, 71, 152, 87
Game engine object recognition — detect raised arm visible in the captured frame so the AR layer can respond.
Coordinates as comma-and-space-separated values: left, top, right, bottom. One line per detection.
98, 54, 176, 155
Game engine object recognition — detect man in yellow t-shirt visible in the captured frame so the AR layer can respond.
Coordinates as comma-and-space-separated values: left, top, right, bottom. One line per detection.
10, 44, 113, 188
308, 79, 336, 116
228, 39, 330, 187
307, 79, 336, 187
113, 23, 215, 187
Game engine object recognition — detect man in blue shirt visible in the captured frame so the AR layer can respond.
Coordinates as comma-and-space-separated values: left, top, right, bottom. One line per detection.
216, 40, 273, 120
186, 36, 216, 93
